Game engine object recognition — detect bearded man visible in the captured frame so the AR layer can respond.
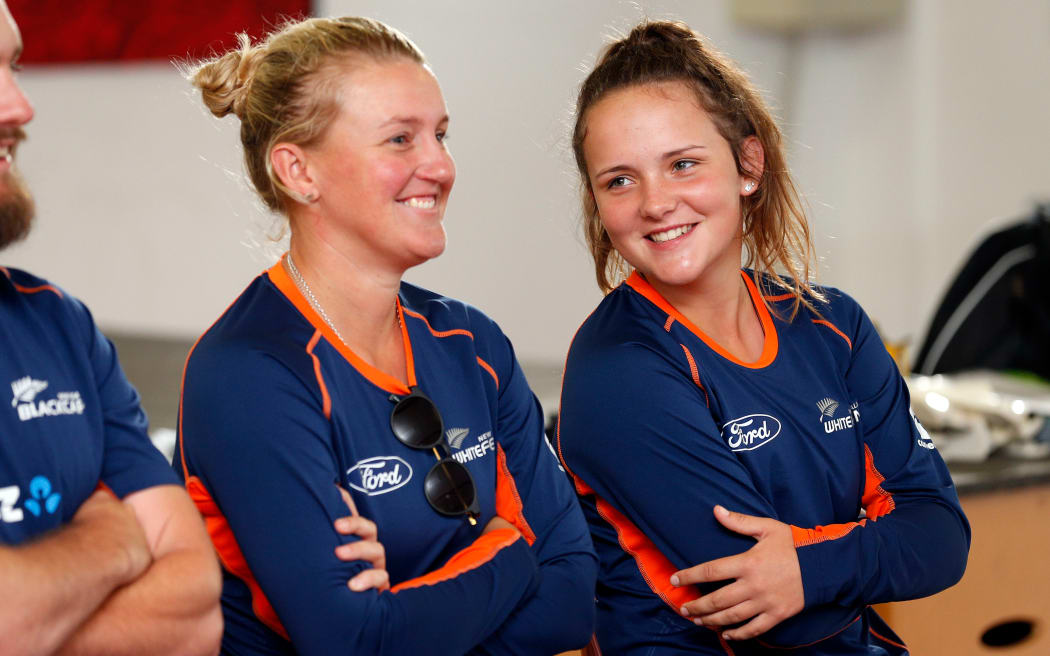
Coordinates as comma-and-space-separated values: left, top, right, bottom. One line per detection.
0, 2, 222, 654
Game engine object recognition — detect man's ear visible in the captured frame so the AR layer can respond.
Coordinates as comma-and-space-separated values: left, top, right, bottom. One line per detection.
271, 142, 319, 204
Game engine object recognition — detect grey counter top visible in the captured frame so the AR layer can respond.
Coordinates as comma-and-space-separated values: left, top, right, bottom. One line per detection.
948, 457, 1050, 496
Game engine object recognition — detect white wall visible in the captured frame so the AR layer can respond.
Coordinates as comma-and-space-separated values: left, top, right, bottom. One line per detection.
5, 0, 1049, 364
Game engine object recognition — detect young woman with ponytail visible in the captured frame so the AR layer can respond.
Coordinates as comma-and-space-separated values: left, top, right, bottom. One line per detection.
557, 20, 969, 655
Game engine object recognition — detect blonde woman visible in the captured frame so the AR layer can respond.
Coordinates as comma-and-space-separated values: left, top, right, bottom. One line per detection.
177, 16, 595, 655
557, 21, 969, 655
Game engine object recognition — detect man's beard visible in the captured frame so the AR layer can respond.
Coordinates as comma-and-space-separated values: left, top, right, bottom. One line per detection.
0, 167, 34, 251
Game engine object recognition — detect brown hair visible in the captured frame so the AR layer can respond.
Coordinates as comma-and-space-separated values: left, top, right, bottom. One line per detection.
188, 16, 424, 213
572, 20, 821, 317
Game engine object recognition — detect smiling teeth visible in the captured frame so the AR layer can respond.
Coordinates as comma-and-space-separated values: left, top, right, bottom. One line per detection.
401, 197, 435, 209
649, 225, 693, 243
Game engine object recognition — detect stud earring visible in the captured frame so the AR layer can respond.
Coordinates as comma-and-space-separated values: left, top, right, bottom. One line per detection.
291, 190, 317, 204
744, 181, 755, 193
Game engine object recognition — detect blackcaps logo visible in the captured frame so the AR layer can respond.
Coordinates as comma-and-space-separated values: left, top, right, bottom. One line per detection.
11, 376, 47, 406
10, 375, 85, 422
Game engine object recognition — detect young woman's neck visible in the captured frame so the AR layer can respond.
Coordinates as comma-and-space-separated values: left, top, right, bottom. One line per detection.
652, 261, 765, 363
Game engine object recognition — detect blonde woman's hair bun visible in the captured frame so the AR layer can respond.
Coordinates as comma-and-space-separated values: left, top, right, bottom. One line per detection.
191, 33, 263, 119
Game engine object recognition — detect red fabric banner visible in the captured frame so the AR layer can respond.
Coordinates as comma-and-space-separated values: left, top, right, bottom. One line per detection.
10, 1, 311, 64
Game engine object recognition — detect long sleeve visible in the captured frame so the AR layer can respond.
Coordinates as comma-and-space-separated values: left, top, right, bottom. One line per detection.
472, 336, 597, 655
179, 344, 539, 655
790, 298, 971, 608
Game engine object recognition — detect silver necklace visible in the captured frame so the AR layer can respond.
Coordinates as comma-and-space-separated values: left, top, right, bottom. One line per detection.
285, 252, 353, 349
284, 253, 401, 352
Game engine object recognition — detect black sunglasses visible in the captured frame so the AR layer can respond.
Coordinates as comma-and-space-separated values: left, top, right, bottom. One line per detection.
389, 387, 480, 525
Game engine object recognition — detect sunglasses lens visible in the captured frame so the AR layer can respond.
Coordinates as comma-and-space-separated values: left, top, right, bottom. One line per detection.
424, 459, 476, 516
391, 395, 443, 449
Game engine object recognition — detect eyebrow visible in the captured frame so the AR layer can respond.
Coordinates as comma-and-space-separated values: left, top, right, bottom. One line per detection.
377, 115, 449, 129
593, 144, 707, 179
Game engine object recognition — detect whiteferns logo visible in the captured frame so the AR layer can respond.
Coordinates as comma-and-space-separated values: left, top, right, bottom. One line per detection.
722, 414, 782, 452
451, 430, 495, 464
816, 397, 839, 419
911, 409, 936, 450
11, 376, 85, 422
446, 427, 470, 449
347, 456, 412, 496
819, 397, 860, 435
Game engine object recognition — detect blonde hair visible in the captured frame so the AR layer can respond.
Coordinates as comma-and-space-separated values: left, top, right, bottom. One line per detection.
189, 16, 424, 212
572, 20, 822, 317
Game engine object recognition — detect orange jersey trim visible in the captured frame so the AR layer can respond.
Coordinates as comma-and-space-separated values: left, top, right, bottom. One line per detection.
791, 445, 896, 547
756, 612, 862, 650
494, 445, 537, 545
860, 444, 895, 520
186, 476, 289, 640
869, 625, 908, 650
1, 266, 63, 297
663, 316, 675, 332
476, 356, 499, 389
306, 331, 332, 420
398, 305, 496, 387
592, 494, 698, 611
679, 344, 709, 407
267, 259, 413, 395
812, 319, 852, 350
402, 307, 474, 340
764, 292, 796, 302
390, 528, 521, 593
625, 270, 778, 369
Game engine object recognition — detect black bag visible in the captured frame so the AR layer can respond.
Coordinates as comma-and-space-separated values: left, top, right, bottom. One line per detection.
914, 204, 1050, 379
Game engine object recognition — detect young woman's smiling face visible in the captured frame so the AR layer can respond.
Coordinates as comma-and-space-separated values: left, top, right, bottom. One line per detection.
582, 81, 759, 296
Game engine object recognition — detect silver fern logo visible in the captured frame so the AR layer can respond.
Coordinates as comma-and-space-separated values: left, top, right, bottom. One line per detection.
446, 427, 470, 449
816, 397, 840, 419
11, 376, 48, 407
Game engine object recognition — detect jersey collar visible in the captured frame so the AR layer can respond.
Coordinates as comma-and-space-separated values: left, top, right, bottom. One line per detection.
624, 269, 779, 369
266, 258, 415, 395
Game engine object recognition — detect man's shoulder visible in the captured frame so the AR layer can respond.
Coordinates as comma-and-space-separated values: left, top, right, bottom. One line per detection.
1, 266, 70, 302
0, 265, 94, 334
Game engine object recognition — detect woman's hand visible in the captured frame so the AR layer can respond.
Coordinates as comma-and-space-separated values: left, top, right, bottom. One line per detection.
332, 486, 390, 592
481, 515, 521, 537
671, 505, 804, 641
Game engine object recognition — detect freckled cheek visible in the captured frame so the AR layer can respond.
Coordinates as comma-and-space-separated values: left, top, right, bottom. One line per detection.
595, 196, 637, 235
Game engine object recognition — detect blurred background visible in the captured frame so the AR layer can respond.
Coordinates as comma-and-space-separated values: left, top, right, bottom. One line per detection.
4, 1, 1049, 653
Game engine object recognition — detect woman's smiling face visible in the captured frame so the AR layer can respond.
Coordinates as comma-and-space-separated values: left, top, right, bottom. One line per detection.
582, 81, 759, 295
305, 58, 456, 273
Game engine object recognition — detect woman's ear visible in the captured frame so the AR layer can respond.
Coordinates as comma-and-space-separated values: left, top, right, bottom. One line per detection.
739, 136, 765, 195
271, 143, 319, 204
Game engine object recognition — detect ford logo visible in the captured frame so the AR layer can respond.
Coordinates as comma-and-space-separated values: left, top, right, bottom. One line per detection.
721, 414, 782, 452
347, 456, 413, 496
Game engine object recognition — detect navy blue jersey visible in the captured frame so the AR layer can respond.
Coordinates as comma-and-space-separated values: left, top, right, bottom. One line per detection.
558, 271, 970, 655
0, 266, 178, 543
177, 261, 596, 655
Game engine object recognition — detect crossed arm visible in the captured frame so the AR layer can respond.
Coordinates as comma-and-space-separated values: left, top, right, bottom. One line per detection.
0, 485, 222, 656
